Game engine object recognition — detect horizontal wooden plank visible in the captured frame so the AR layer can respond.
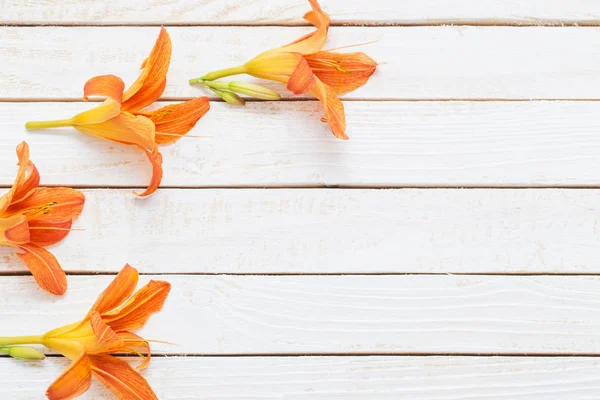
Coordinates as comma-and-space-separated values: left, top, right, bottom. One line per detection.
4, 275, 600, 355
1, 356, 600, 399
3, 101, 600, 187
3, 0, 600, 26
1, 188, 599, 274
4, 27, 600, 100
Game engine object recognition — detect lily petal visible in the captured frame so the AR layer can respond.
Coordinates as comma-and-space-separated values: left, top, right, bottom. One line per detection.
74, 112, 156, 152
6, 187, 85, 223
124, 79, 167, 115
0, 142, 39, 213
104, 280, 171, 331
83, 75, 125, 103
310, 78, 348, 139
90, 311, 121, 344
244, 52, 304, 82
277, 0, 330, 55
1, 215, 30, 244
46, 353, 92, 400
122, 27, 172, 112
142, 97, 210, 145
134, 146, 163, 198
90, 264, 139, 315
17, 243, 67, 295
28, 220, 73, 247
305, 51, 378, 94
287, 57, 317, 94
119, 331, 152, 370
90, 355, 158, 400
71, 75, 125, 126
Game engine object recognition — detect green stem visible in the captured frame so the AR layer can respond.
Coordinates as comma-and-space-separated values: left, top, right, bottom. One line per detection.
189, 66, 247, 84
0, 335, 44, 346
25, 119, 74, 130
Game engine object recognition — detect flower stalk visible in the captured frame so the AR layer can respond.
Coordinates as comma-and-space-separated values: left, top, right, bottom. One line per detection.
190, 65, 246, 83
0, 335, 44, 347
25, 119, 74, 130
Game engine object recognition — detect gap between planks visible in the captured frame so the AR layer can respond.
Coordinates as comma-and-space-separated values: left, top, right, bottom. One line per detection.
4, 22, 600, 27
7, 352, 600, 358
1, 185, 600, 189
5, 271, 600, 277
8, 98, 600, 103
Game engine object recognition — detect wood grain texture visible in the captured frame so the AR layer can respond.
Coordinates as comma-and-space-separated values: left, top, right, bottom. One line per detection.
2, 356, 600, 399
3, 0, 600, 26
1, 188, 599, 274
3, 101, 600, 187
4, 27, 600, 100
4, 275, 600, 355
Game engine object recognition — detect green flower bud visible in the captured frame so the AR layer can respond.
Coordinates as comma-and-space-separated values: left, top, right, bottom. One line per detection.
227, 82, 281, 101
210, 88, 246, 106
0, 346, 45, 361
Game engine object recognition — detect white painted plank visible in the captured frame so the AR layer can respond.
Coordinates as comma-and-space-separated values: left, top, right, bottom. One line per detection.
4, 27, 600, 100
4, 275, 600, 355
1, 356, 600, 399
3, 101, 600, 187
3, 0, 600, 26
0, 188, 599, 274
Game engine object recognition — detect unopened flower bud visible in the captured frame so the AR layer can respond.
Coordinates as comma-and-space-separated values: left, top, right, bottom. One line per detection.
1, 346, 45, 361
227, 82, 281, 100
210, 88, 246, 106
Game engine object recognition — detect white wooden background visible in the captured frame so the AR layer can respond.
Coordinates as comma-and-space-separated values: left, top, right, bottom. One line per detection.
2, 1, 600, 399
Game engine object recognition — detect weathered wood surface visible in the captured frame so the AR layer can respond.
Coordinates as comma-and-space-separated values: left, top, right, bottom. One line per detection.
1, 188, 599, 274
1, 356, 600, 399
3, 0, 600, 26
3, 275, 600, 355
4, 27, 600, 100
3, 101, 600, 187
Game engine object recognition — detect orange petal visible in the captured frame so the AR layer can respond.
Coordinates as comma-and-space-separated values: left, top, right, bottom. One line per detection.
104, 280, 171, 332
83, 75, 125, 103
90, 264, 139, 315
73, 76, 125, 126
134, 146, 163, 197
6, 187, 85, 223
90, 355, 158, 400
46, 353, 92, 400
277, 0, 330, 55
17, 243, 67, 295
287, 57, 316, 94
0, 142, 39, 213
28, 220, 73, 247
244, 52, 304, 82
90, 311, 121, 344
305, 51, 377, 94
142, 97, 210, 145
11, 161, 40, 205
119, 331, 152, 370
124, 79, 166, 115
72, 99, 122, 126
74, 112, 155, 152
1, 215, 30, 244
310, 78, 347, 139
11, 142, 40, 204
122, 27, 171, 112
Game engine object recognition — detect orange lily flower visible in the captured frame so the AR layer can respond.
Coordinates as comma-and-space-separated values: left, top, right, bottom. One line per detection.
0, 264, 170, 400
0, 142, 84, 295
26, 27, 210, 197
191, 0, 377, 139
